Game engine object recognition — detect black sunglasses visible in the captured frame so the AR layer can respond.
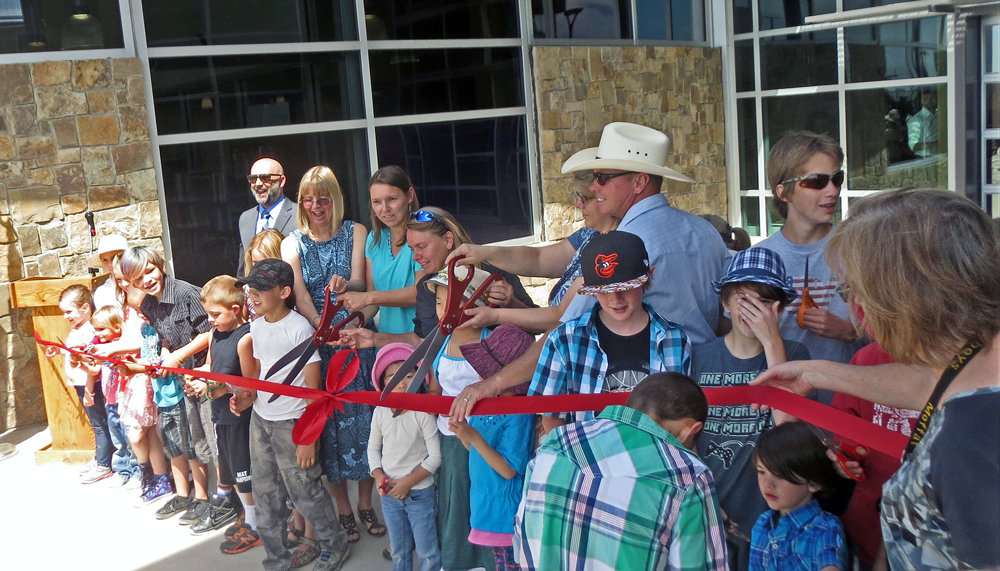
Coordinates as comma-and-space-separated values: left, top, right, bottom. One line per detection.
780, 170, 844, 190
593, 171, 635, 185
409, 210, 439, 223
248, 173, 282, 184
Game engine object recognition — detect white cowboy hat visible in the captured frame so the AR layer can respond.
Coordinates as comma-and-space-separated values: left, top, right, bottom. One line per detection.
87, 234, 129, 266
561, 122, 695, 183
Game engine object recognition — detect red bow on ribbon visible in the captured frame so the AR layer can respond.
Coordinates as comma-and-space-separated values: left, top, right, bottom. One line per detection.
291, 349, 361, 446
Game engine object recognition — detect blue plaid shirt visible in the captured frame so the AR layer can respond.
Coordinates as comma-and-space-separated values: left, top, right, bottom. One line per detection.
749, 500, 847, 571
528, 303, 691, 422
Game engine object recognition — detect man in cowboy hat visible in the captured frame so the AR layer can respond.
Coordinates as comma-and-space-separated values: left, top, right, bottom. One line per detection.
450, 123, 728, 422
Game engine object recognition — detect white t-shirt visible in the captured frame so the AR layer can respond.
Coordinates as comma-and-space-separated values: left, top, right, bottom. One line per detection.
64, 323, 96, 387
92, 278, 121, 311
368, 407, 441, 490
251, 310, 320, 421
435, 353, 480, 435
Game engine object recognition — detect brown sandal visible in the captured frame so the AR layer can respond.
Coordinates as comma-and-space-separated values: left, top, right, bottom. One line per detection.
359, 508, 387, 537
339, 513, 360, 543
290, 537, 319, 569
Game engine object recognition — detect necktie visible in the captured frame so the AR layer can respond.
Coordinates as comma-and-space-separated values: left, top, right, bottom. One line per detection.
257, 211, 271, 234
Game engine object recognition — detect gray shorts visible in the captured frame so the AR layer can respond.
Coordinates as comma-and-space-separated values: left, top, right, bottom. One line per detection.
184, 394, 216, 465
157, 401, 196, 461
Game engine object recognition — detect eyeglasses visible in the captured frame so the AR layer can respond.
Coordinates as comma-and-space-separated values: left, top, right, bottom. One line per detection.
835, 283, 851, 302
300, 195, 332, 206
780, 170, 845, 190
593, 171, 635, 185
247, 173, 282, 184
575, 191, 595, 204
409, 210, 439, 223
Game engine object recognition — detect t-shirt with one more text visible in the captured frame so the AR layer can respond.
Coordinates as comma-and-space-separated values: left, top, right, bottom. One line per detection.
692, 335, 811, 546
594, 315, 651, 392
251, 310, 321, 422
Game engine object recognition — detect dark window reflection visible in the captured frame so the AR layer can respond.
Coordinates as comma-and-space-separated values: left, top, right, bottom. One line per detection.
846, 86, 948, 190
763, 93, 839, 161
846, 17, 946, 83
363, 0, 518, 40
740, 195, 761, 236
160, 129, 369, 285
376, 116, 532, 243
369, 48, 523, 117
150, 53, 364, 136
987, 139, 1000, 185
143, 0, 356, 46
738, 98, 758, 190
733, 0, 753, 34
758, 0, 835, 31
987, 83, 999, 130
635, 0, 704, 41
735, 40, 754, 92
532, 0, 631, 39
761, 30, 837, 89
0, 0, 124, 53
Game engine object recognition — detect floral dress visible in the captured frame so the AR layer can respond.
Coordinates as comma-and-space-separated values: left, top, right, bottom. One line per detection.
119, 305, 156, 429
291, 223, 376, 482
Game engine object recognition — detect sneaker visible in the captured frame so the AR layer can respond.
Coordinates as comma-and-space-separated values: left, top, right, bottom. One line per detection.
178, 498, 210, 526
220, 527, 261, 555
155, 493, 192, 520
224, 514, 246, 540
77, 458, 97, 476
312, 547, 350, 571
81, 465, 114, 485
112, 472, 131, 487
191, 495, 240, 534
125, 473, 142, 490
138, 475, 173, 507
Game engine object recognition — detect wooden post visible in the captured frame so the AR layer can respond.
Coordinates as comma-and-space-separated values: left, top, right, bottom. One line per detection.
11, 275, 110, 464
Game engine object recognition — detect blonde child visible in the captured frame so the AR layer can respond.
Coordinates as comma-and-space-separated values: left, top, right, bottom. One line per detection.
369, 342, 442, 571
750, 422, 847, 571
88, 306, 139, 486
448, 324, 536, 571
46, 285, 113, 484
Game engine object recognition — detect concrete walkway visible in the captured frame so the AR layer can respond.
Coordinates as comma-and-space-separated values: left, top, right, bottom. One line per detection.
0, 424, 391, 571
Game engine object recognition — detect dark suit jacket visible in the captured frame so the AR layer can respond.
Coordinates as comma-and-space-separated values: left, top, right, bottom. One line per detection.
237, 197, 297, 277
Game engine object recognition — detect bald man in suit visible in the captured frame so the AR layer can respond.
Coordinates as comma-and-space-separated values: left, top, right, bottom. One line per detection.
237, 158, 297, 277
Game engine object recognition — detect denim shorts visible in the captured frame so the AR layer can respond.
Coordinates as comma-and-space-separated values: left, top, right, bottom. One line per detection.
158, 401, 196, 460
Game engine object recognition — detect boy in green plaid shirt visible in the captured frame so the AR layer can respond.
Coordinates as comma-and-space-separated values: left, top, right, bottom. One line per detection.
515, 372, 728, 571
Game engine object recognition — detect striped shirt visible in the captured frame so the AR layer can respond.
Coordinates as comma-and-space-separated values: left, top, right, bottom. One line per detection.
140, 274, 211, 369
514, 405, 728, 571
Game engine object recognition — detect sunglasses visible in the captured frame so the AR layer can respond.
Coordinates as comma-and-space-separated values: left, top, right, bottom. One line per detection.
780, 170, 845, 190
593, 171, 635, 185
247, 173, 282, 184
409, 210, 439, 223
300, 195, 332, 206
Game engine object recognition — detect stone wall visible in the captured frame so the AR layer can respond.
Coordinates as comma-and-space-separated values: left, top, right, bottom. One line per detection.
533, 46, 727, 240
0, 58, 163, 431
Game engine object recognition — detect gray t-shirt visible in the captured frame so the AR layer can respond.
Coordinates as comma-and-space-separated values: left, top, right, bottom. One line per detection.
757, 228, 864, 366
692, 335, 811, 562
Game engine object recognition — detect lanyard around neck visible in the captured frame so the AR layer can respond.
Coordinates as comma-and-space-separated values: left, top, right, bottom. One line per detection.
903, 341, 983, 461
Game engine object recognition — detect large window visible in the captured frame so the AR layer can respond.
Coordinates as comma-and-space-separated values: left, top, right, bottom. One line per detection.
0, 0, 125, 54
727, 1, 955, 238
145, 0, 536, 284
531, 0, 707, 41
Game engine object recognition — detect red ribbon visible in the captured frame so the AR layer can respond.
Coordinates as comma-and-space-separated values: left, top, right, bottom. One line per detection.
35, 333, 909, 457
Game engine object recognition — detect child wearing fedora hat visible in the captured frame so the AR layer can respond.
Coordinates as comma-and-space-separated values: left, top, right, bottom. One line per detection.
448, 324, 536, 571
689, 247, 811, 571
368, 342, 443, 571
528, 231, 691, 434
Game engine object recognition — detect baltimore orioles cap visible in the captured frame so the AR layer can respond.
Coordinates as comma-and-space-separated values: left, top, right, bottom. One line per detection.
578, 231, 650, 295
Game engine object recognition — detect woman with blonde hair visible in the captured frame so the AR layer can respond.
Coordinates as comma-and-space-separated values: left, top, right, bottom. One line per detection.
280, 165, 383, 543
753, 188, 1000, 571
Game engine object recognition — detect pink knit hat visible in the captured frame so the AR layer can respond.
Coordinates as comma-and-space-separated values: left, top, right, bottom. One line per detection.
371, 343, 417, 391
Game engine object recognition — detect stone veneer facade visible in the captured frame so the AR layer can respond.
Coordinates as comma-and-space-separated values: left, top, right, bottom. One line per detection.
0, 57, 163, 431
532, 46, 728, 241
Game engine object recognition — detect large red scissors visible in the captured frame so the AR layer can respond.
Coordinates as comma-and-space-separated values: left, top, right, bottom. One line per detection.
264, 286, 364, 403
807, 423, 868, 482
380, 259, 501, 399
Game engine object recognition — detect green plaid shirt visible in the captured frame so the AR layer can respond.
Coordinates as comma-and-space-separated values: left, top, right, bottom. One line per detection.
514, 406, 728, 571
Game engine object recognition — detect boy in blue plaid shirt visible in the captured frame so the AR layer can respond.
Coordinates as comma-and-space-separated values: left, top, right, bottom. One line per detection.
527, 231, 690, 434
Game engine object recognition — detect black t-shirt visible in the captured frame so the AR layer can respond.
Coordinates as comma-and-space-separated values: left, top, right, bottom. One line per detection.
594, 315, 651, 392
412, 262, 537, 339
209, 322, 250, 425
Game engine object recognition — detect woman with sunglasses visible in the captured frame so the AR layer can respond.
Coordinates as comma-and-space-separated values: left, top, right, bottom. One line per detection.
280, 166, 384, 545
753, 188, 999, 571
443, 174, 618, 334
758, 131, 862, 375
337, 166, 424, 337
